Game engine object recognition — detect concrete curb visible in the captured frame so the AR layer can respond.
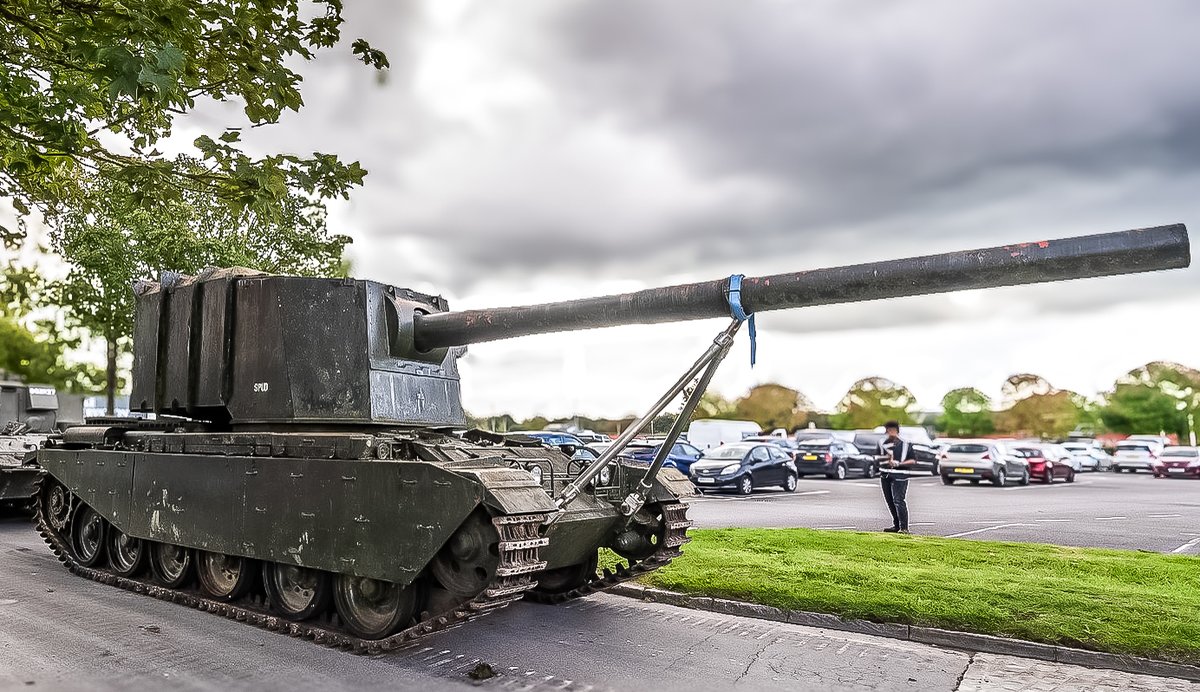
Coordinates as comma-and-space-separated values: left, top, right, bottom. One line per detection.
609, 584, 1200, 683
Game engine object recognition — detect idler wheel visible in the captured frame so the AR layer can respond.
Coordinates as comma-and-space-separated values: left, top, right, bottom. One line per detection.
612, 506, 666, 562
333, 574, 419, 639
431, 511, 500, 598
71, 505, 107, 567
197, 551, 255, 601
263, 563, 332, 621
107, 528, 146, 577
44, 480, 73, 532
150, 542, 193, 588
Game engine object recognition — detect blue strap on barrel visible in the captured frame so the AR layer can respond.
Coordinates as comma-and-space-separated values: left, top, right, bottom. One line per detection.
725, 274, 757, 366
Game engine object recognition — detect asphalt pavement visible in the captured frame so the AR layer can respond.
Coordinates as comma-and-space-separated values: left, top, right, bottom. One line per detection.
688, 470, 1200, 553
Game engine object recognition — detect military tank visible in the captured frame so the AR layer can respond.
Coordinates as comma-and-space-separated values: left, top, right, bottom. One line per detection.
0, 381, 62, 506
31, 225, 1190, 652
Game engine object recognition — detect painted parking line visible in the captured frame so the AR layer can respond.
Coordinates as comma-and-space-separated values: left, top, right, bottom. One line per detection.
1171, 537, 1200, 554
1149, 513, 1182, 518
1034, 518, 1071, 522
1094, 516, 1127, 520
945, 523, 1030, 538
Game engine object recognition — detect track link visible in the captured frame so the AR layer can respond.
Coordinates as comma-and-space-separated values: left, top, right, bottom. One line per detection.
34, 474, 549, 654
526, 501, 691, 605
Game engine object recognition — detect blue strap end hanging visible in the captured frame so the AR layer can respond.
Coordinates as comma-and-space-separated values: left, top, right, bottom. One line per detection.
725, 274, 757, 366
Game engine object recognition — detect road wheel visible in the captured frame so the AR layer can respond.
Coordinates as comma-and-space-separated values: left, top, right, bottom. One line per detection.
1019, 469, 1030, 486
107, 528, 146, 577
1066, 470, 1076, 484
784, 473, 798, 492
334, 573, 419, 639
941, 475, 954, 485
71, 505, 106, 567
992, 469, 1007, 487
263, 563, 332, 621
197, 551, 255, 601
738, 475, 754, 495
150, 542, 193, 588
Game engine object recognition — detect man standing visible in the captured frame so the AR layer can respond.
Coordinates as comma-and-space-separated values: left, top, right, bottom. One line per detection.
877, 421, 918, 533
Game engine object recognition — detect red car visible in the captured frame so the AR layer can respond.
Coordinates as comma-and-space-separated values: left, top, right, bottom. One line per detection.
1012, 447, 1075, 484
1153, 446, 1200, 478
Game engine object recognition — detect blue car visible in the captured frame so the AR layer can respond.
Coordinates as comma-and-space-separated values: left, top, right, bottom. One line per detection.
619, 441, 703, 474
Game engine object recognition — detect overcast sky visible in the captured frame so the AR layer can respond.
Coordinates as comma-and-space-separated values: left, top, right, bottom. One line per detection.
188, 0, 1198, 419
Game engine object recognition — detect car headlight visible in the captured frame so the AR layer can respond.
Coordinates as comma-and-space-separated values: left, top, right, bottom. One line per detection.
529, 465, 544, 485
721, 463, 740, 475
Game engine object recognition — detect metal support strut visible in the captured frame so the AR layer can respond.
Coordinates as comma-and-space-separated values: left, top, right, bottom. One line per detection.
550, 319, 742, 517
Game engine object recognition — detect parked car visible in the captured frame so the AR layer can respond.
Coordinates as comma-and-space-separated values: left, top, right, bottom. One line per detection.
1013, 446, 1076, 483
1128, 434, 1174, 448
793, 438, 878, 479
1036, 443, 1082, 472
1153, 446, 1200, 478
686, 419, 762, 450
618, 441, 703, 474
1061, 442, 1113, 471
853, 430, 942, 475
871, 425, 934, 445
743, 435, 801, 458
1112, 440, 1164, 473
688, 442, 798, 494
569, 430, 610, 444
504, 431, 595, 462
940, 440, 1029, 486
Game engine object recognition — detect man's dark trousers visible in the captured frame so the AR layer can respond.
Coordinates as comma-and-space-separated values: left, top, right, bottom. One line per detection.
880, 474, 909, 530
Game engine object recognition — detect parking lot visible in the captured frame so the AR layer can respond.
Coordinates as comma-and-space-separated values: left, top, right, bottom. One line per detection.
687, 471, 1200, 554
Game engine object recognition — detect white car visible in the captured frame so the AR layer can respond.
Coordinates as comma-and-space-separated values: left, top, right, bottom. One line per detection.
1113, 440, 1164, 473
940, 440, 1030, 486
1062, 442, 1113, 471
1034, 443, 1082, 472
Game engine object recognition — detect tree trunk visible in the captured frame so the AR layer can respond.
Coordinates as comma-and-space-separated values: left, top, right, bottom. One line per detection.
105, 335, 117, 416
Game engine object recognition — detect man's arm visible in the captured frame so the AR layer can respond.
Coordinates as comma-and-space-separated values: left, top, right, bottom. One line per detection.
895, 441, 919, 467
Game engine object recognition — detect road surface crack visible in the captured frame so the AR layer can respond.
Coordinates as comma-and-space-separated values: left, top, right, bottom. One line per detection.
734, 640, 772, 683
952, 652, 976, 691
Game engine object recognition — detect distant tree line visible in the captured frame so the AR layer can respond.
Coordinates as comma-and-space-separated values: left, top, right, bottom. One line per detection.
470, 361, 1200, 441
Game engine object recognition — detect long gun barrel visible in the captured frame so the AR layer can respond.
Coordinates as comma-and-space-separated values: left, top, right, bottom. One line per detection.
414, 224, 1190, 351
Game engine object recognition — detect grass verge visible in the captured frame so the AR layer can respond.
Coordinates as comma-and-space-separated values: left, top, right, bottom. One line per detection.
605, 528, 1200, 664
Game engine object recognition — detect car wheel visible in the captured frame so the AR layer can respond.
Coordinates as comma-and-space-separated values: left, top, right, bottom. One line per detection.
993, 468, 1007, 487
1019, 469, 1030, 486
738, 475, 753, 495
1066, 470, 1076, 484
863, 463, 877, 479
1042, 470, 1053, 484
784, 473, 798, 492
941, 475, 954, 486
834, 464, 847, 480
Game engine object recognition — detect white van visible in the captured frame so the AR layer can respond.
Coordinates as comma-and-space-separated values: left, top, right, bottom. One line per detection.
686, 419, 762, 450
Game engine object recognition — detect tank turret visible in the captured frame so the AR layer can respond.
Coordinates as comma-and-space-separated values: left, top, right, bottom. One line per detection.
128, 224, 1189, 429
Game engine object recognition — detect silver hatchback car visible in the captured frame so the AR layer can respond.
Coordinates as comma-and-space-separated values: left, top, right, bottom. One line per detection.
940, 440, 1030, 486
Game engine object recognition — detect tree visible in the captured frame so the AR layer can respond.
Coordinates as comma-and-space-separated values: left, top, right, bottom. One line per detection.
1100, 362, 1200, 439
937, 387, 994, 437
0, 2, 385, 248
693, 391, 738, 421
994, 391, 1081, 438
830, 377, 917, 430
50, 158, 350, 412
0, 262, 101, 390
732, 383, 814, 431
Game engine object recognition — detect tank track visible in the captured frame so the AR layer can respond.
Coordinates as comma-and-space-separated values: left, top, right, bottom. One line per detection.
526, 501, 692, 605
33, 474, 549, 654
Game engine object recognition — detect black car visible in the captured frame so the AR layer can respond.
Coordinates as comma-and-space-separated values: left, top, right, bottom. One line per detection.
742, 435, 801, 459
689, 442, 798, 495
851, 431, 941, 475
794, 438, 878, 479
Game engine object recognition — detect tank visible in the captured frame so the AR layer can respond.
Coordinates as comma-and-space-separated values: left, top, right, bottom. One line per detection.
31, 224, 1190, 651
0, 381, 61, 506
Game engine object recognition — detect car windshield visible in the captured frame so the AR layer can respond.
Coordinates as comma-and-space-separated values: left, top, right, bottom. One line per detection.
948, 444, 989, 454
1117, 444, 1152, 452
703, 446, 751, 459
1163, 448, 1199, 457
797, 440, 833, 449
